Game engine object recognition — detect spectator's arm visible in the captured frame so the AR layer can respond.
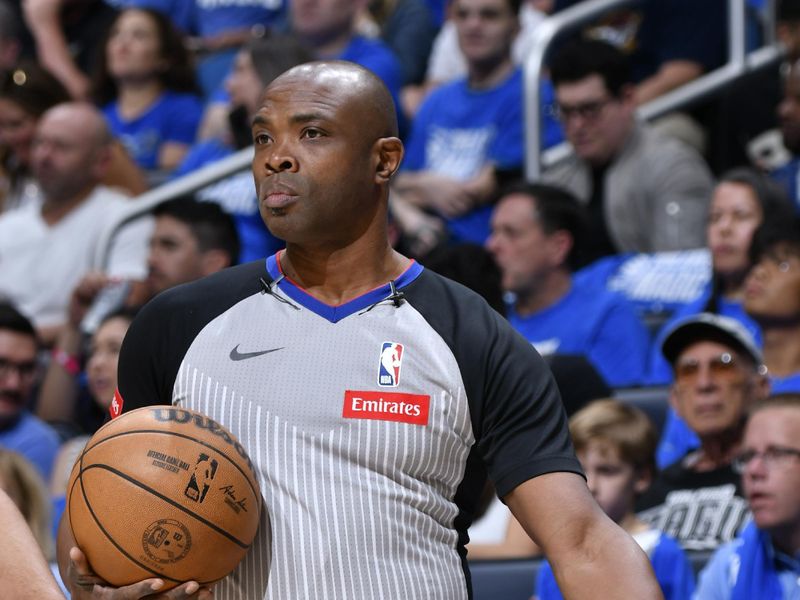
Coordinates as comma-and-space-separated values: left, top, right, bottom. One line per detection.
506, 472, 663, 599
467, 514, 542, 559
0, 490, 65, 599
104, 142, 149, 197
645, 143, 713, 252
634, 60, 703, 106
22, 0, 91, 99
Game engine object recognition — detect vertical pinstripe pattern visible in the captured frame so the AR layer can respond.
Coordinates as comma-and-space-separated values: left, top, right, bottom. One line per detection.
172, 292, 475, 599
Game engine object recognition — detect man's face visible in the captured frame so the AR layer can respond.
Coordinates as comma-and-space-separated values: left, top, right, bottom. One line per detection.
671, 341, 764, 440
147, 215, 207, 294
31, 109, 102, 202
0, 330, 37, 421
744, 242, 800, 322
251, 70, 383, 247
452, 0, 518, 68
577, 440, 647, 525
740, 407, 800, 537
556, 74, 634, 166
486, 193, 555, 295
779, 65, 800, 155
290, 0, 359, 46
707, 182, 763, 278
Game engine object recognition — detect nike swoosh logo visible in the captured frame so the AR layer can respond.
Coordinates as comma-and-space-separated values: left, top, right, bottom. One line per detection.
229, 345, 284, 361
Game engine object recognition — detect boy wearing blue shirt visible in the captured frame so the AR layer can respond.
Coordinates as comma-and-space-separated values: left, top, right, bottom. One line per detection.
695, 394, 800, 599
535, 399, 695, 600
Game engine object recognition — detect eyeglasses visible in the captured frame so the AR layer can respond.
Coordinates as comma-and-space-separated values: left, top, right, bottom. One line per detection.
556, 98, 613, 122
0, 358, 38, 383
733, 445, 800, 474
674, 352, 741, 383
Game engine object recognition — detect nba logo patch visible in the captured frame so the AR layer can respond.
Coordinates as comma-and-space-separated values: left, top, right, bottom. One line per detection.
378, 342, 403, 387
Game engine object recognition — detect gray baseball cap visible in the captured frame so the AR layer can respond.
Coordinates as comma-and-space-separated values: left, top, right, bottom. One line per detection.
661, 313, 763, 366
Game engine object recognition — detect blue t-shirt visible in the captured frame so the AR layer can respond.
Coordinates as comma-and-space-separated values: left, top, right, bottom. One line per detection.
189, 0, 285, 37
0, 411, 61, 480
508, 282, 650, 388
103, 91, 204, 171
695, 527, 800, 600
173, 139, 284, 263
536, 531, 695, 600
402, 68, 524, 244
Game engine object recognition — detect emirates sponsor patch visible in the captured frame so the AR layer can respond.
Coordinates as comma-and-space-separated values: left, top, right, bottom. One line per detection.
343, 390, 430, 426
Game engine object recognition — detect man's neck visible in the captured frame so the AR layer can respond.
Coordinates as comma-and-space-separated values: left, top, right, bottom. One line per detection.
513, 270, 571, 317
762, 324, 800, 378
694, 427, 744, 471
305, 28, 354, 60
280, 232, 410, 306
40, 187, 94, 226
467, 56, 514, 90
769, 526, 800, 558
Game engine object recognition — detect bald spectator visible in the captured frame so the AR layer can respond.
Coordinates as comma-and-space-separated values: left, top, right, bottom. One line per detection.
542, 39, 714, 261
0, 102, 151, 345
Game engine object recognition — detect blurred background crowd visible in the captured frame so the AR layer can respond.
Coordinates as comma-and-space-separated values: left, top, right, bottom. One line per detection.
1, 0, 800, 598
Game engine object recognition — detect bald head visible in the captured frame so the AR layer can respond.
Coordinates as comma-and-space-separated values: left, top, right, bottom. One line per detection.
267, 61, 398, 140
32, 102, 113, 203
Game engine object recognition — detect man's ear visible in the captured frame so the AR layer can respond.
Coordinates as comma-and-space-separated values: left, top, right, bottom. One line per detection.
634, 466, 653, 495
200, 249, 232, 276
374, 137, 404, 184
547, 229, 573, 267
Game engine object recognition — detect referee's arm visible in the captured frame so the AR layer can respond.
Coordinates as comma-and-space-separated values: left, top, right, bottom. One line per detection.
505, 471, 664, 600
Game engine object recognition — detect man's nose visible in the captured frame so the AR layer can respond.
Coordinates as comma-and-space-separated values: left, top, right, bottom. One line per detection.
264, 143, 298, 173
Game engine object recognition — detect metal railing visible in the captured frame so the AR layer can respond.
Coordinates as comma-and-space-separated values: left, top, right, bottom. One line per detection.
95, 0, 783, 269
525, 0, 781, 179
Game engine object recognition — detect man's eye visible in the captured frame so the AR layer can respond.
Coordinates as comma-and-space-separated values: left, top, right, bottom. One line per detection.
253, 133, 270, 145
303, 129, 323, 139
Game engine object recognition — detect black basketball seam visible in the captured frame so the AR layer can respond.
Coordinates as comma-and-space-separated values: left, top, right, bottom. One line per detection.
69, 467, 183, 585
82, 428, 261, 509
79, 463, 253, 549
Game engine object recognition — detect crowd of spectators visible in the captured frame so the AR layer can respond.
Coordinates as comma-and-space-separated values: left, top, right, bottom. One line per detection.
2, 0, 800, 598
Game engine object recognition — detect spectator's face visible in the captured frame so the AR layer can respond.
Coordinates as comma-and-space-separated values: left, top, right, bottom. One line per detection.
225, 50, 264, 117
147, 215, 207, 294
779, 66, 800, 155
106, 9, 164, 82
740, 407, 800, 536
486, 193, 561, 295
577, 440, 647, 525
744, 242, 800, 322
31, 106, 106, 202
556, 74, 633, 166
707, 182, 763, 278
453, 0, 518, 68
671, 341, 765, 440
0, 98, 36, 166
0, 330, 37, 421
86, 316, 130, 410
291, 0, 360, 46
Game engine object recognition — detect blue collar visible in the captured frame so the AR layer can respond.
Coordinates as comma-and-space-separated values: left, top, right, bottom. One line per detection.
264, 253, 423, 323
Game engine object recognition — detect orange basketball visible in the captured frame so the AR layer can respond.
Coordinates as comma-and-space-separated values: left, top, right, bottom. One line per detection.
67, 406, 262, 590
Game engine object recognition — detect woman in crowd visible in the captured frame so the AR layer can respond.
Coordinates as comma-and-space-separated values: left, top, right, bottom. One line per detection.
92, 7, 203, 175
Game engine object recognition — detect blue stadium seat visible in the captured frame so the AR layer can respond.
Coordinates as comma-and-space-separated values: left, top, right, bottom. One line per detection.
469, 558, 541, 600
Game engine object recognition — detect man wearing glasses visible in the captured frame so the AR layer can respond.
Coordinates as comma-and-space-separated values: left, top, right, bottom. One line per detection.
695, 394, 800, 599
542, 38, 713, 263
0, 302, 60, 481
637, 313, 770, 552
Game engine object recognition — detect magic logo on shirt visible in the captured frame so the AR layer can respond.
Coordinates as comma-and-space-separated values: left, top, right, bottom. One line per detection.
378, 342, 403, 387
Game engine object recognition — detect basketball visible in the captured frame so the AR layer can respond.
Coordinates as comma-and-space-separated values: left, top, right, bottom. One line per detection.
66, 406, 262, 590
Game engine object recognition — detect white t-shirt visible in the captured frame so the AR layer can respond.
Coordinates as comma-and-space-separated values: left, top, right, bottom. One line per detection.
0, 186, 152, 327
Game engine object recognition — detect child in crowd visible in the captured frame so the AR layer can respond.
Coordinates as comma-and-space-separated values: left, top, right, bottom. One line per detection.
534, 399, 695, 600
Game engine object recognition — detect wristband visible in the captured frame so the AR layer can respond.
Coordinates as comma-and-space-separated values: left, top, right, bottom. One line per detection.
52, 348, 80, 376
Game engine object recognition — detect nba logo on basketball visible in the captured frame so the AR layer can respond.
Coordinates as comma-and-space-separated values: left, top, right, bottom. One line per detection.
378, 342, 403, 387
